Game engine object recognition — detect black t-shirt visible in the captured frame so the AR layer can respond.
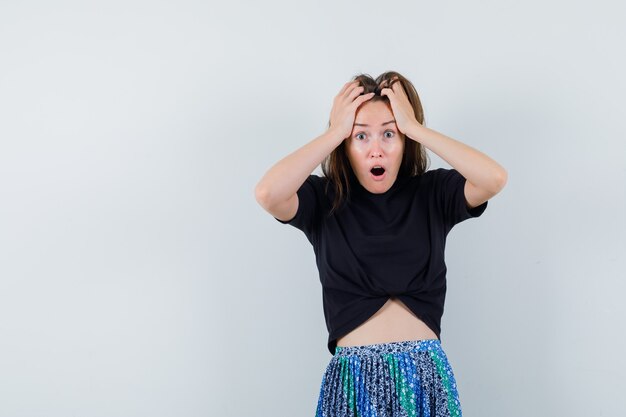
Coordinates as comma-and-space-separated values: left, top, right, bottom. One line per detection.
275, 167, 488, 354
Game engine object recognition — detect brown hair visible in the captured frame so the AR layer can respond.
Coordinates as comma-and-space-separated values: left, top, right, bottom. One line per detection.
321, 71, 430, 214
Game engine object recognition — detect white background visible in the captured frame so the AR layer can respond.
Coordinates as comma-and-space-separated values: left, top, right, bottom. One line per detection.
1, 0, 625, 416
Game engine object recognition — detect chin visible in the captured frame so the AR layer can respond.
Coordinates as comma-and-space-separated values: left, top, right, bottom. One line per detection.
369, 185, 391, 194
364, 175, 396, 194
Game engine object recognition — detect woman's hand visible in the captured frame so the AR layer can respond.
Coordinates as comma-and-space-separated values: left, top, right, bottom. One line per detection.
379, 77, 422, 135
329, 80, 375, 139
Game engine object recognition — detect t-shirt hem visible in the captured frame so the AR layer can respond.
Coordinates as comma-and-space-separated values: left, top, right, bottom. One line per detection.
327, 298, 390, 355
326, 297, 444, 355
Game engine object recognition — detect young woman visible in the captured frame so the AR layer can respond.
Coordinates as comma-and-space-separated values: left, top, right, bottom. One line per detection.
255, 71, 507, 417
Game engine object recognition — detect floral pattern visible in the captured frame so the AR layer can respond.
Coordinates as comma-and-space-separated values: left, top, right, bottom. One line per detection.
315, 339, 462, 417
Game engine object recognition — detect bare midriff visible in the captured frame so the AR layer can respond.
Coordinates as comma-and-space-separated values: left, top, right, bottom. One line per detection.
336, 297, 438, 347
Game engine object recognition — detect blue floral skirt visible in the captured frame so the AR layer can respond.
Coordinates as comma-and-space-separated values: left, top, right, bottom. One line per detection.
315, 339, 462, 417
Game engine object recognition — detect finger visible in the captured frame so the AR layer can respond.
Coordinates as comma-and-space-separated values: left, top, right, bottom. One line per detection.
335, 80, 358, 101
378, 77, 397, 89
340, 80, 359, 95
395, 86, 408, 100
391, 79, 406, 95
336, 83, 358, 102
384, 78, 400, 92
344, 85, 365, 102
351, 92, 375, 107
380, 87, 393, 98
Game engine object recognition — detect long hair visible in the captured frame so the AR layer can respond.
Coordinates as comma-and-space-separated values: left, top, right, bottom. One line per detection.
321, 71, 430, 214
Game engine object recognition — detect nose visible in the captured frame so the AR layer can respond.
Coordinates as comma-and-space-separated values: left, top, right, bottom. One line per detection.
369, 138, 383, 158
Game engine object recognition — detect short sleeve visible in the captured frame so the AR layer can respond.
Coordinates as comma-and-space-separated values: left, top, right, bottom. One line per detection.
274, 174, 324, 240
432, 168, 488, 227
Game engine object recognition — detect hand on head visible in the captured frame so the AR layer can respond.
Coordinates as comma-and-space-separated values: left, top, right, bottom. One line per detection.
377, 76, 399, 92
329, 80, 375, 140
328, 75, 418, 141
377, 77, 419, 134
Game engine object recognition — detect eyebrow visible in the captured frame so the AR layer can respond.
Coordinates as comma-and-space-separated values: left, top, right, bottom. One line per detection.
353, 120, 396, 127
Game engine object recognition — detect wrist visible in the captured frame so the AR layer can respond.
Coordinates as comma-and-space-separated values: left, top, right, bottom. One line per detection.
325, 127, 348, 144
404, 121, 427, 143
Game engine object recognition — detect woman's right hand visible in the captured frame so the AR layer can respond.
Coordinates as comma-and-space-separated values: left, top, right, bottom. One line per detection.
328, 80, 375, 140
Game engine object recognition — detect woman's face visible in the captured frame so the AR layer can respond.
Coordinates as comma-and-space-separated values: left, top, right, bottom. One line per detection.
345, 100, 405, 194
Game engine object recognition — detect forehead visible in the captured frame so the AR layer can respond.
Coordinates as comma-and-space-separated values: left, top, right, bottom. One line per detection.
354, 101, 395, 127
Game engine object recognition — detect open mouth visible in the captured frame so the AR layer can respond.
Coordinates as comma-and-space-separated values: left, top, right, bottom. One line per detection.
370, 166, 386, 177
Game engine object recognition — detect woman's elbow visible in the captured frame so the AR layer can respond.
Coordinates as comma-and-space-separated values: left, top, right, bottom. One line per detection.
493, 168, 508, 193
254, 182, 271, 209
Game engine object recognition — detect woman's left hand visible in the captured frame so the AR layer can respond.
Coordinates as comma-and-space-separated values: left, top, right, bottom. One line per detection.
379, 78, 422, 136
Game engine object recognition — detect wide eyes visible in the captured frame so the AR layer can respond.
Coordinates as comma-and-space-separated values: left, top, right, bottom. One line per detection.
355, 130, 395, 140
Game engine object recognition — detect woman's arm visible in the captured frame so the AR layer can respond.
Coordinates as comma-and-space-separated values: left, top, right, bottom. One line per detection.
406, 123, 508, 208
254, 128, 344, 221
380, 78, 507, 209
255, 80, 375, 221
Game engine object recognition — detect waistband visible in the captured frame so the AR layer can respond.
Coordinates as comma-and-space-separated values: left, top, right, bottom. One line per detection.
334, 338, 441, 357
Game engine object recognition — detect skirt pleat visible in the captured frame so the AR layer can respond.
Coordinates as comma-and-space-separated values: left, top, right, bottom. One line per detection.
314, 339, 462, 417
